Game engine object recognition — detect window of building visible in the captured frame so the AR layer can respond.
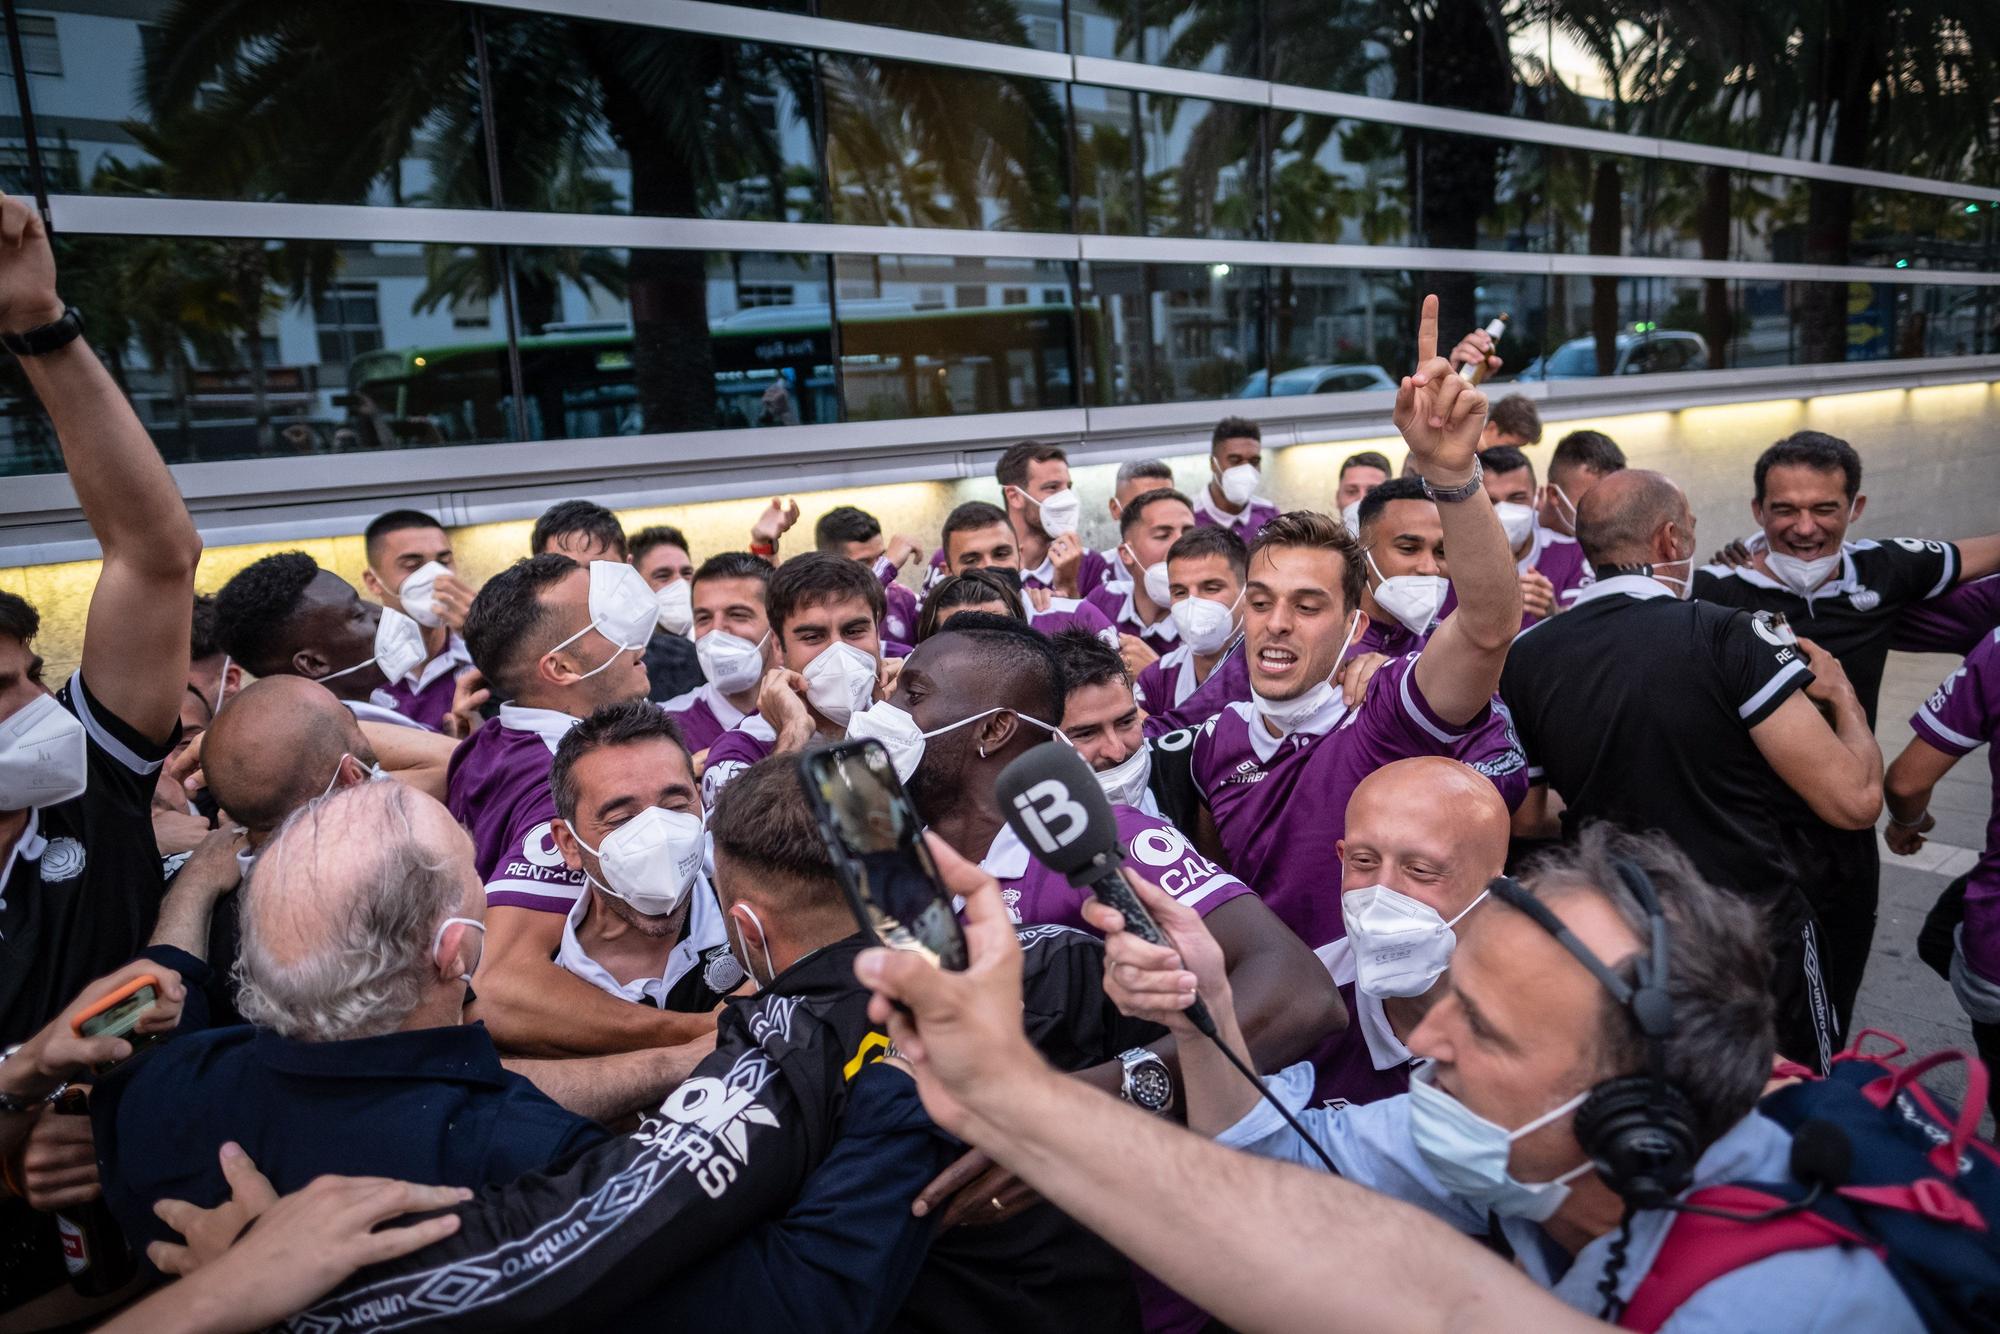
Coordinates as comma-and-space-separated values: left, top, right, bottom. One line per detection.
1041, 287, 1067, 305
315, 283, 383, 365
954, 284, 986, 308
17, 15, 61, 77
449, 293, 491, 329
738, 283, 795, 308
1002, 287, 1028, 305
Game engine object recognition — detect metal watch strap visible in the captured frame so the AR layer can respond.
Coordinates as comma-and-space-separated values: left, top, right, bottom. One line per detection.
1420, 456, 1484, 504
0, 305, 85, 357
1118, 1046, 1174, 1115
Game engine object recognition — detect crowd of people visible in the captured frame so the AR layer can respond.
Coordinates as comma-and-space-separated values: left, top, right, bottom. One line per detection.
2, 189, 1997, 1331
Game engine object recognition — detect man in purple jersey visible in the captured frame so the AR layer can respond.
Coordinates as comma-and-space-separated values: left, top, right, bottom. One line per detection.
1436, 446, 1589, 632
1086, 487, 1196, 658
938, 501, 1119, 646
1895, 572, 2000, 656
700, 553, 890, 806
1536, 429, 1625, 539
360, 509, 477, 731
1137, 527, 1251, 736
1886, 627, 2000, 1121
661, 552, 777, 760
1192, 297, 1523, 953
1192, 416, 1280, 543
816, 505, 923, 645
1098, 459, 1176, 567
1349, 478, 1445, 659
446, 553, 709, 1057
996, 440, 1117, 598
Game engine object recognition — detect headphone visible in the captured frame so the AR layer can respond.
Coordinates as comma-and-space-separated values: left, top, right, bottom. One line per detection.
1488, 859, 1700, 1211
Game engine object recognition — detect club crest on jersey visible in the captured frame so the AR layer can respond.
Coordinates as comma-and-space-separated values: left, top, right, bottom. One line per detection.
1848, 588, 1880, 611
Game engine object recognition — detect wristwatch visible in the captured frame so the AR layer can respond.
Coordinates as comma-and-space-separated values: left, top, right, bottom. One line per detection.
0, 305, 84, 358
1118, 1047, 1175, 1115
1420, 455, 1484, 504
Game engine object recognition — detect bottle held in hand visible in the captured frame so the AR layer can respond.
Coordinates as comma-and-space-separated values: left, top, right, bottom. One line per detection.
1457, 313, 1509, 385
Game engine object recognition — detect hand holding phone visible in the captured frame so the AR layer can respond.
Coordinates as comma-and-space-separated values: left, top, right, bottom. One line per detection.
72, 973, 164, 1074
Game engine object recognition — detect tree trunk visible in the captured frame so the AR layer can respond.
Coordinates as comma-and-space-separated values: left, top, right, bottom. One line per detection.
237, 246, 273, 453
1798, 29, 1883, 364
1589, 159, 1622, 377
1700, 166, 1731, 369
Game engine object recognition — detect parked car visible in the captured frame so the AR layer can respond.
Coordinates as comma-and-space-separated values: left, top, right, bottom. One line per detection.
1236, 364, 1398, 397
1516, 330, 1709, 380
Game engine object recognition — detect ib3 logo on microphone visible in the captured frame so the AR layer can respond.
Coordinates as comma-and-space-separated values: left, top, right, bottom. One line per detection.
1009, 780, 1091, 855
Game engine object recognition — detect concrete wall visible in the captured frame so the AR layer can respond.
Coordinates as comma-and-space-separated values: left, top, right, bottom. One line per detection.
5, 379, 1997, 678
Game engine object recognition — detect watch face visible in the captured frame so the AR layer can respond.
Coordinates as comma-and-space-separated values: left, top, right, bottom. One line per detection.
1128, 1061, 1173, 1111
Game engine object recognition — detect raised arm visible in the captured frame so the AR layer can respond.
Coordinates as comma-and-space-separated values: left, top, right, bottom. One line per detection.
0, 196, 200, 743
1397, 296, 1520, 724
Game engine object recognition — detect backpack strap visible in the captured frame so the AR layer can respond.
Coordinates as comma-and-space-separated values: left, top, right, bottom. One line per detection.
1618, 1187, 1875, 1332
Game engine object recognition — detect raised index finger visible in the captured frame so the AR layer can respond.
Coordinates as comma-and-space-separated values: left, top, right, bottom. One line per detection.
1417, 293, 1439, 365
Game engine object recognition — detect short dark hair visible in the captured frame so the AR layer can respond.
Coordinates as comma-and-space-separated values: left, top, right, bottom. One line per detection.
212, 552, 321, 676
463, 553, 579, 696
1754, 431, 1861, 503
814, 506, 881, 551
932, 611, 1066, 722
766, 552, 886, 638
693, 550, 774, 594
629, 525, 692, 566
1115, 459, 1173, 491
1118, 486, 1193, 538
942, 500, 1010, 545
1512, 823, 1774, 1151
531, 499, 627, 561
1211, 416, 1261, 451
1166, 525, 1248, 583
709, 752, 839, 896
1050, 627, 1127, 696
916, 570, 1024, 642
190, 593, 223, 662
550, 699, 691, 823
1550, 430, 1626, 480
1355, 476, 1432, 539
0, 590, 39, 647
995, 441, 1067, 490
1481, 445, 1535, 486
1488, 394, 1542, 444
363, 509, 446, 567
1340, 450, 1393, 479
1247, 511, 1366, 615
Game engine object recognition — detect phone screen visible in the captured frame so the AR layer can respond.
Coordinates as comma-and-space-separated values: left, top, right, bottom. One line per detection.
801, 741, 968, 971
79, 985, 157, 1041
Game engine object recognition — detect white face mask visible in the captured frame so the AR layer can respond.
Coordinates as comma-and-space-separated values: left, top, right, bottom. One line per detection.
1407, 1064, 1593, 1222
394, 561, 451, 629
1219, 463, 1260, 507
1494, 501, 1538, 550
654, 578, 693, 637
846, 702, 1064, 784
1019, 486, 1082, 539
1544, 483, 1577, 533
574, 805, 706, 917
1340, 883, 1487, 998
1765, 550, 1842, 596
1366, 552, 1447, 638
0, 692, 87, 810
318, 607, 428, 687
1122, 545, 1171, 606
1169, 591, 1242, 655
1341, 499, 1364, 535
1093, 744, 1152, 808
801, 641, 879, 727
430, 915, 486, 986
1249, 612, 1361, 736
548, 561, 659, 680
697, 628, 770, 695
320, 752, 389, 800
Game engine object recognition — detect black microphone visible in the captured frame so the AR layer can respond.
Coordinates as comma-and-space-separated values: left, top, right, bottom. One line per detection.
995, 742, 1218, 1040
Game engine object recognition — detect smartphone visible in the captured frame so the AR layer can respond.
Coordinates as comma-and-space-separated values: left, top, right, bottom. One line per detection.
72, 974, 162, 1072
798, 740, 968, 971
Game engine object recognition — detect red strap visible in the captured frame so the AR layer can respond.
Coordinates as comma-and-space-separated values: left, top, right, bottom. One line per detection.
1619, 1188, 1873, 1332
1858, 1047, 1990, 1178
1839, 1181, 1990, 1230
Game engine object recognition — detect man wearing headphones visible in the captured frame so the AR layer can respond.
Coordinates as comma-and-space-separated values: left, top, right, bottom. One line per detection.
1085, 824, 1920, 1328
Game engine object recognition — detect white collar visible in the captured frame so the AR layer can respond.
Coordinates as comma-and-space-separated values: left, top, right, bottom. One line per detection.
345, 697, 432, 730
555, 875, 729, 1004
2, 806, 45, 888
1316, 938, 1416, 1071
405, 635, 473, 692
1517, 525, 1571, 574
1171, 645, 1201, 705
1107, 582, 1178, 641
1192, 487, 1268, 526
1243, 688, 1348, 763
1026, 553, 1057, 586
978, 822, 1031, 881
700, 682, 749, 730
498, 702, 584, 753
1569, 573, 1677, 606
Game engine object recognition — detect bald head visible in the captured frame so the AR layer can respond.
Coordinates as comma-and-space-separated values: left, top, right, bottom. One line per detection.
236, 782, 481, 1042
1339, 757, 1509, 920
204, 676, 373, 837
1574, 469, 1689, 567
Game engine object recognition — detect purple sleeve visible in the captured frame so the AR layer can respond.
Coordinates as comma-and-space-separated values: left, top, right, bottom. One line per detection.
700, 724, 775, 806
1356, 653, 1488, 759
1067, 597, 1120, 647
1079, 548, 1118, 596
1135, 658, 1166, 712
1894, 575, 2000, 657
1113, 806, 1251, 918
484, 793, 587, 914
882, 583, 920, 644
1911, 633, 1999, 757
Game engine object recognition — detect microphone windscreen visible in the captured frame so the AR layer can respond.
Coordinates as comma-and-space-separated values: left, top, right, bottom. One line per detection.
994, 742, 1119, 881
1788, 1119, 1853, 1189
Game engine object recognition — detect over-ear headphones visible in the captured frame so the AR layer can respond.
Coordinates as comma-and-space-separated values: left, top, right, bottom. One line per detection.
1488, 859, 1700, 1210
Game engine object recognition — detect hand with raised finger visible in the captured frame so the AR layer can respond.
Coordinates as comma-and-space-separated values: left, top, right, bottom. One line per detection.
1336, 650, 1387, 709
1393, 294, 1487, 483
752, 497, 801, 548
1797, 636, 1856, 707
1080, 871, 1230, 1039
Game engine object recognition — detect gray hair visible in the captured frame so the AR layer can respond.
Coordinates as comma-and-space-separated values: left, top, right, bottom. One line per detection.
1116, 458, 1174, 489
234, 781, 465, 1043
1512, 823, 1775, 1149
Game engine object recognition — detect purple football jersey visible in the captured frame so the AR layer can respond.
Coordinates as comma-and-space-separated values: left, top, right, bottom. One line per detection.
375, 639, 470, 732
1191, 488, 1279, 545
981, 805, 1251, 932
659, 682, 748, 756
445, 705, 584, 913
1086, 582, 1181, 658
1305, 938, 1419, 1109
1192, 653, 1505, 950
1343, 621, 1529, 813
1895, 573, 2000, 656
1910, 629, 2000, 983
1024, 546, 1116, 598
1140, 638, 1252, 738
1025, 595, 1119, 647
1349, 617, 1426, 661
699, 714, 778, 808
882, 580, 920, 645
1439, 527, 1591, 632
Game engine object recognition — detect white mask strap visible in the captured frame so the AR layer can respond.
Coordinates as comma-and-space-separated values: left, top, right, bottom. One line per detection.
1443, 888, 1489, 931
431, 915, 486, 985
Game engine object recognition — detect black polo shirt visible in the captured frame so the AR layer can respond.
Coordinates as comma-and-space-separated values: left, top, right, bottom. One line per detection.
1145, 724, 1206, 838
1499, 576, 1814, 899
1694, 538, 1960, 726
0, 672, 176, 1045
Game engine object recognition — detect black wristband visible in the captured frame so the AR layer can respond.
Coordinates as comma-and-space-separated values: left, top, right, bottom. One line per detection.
1, 305, 84, 357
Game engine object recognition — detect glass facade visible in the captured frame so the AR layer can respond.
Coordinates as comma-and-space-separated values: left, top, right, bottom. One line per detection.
0, 0, 1991, 476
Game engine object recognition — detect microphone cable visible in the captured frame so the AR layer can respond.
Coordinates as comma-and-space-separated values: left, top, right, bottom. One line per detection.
1197, 1021, 1341, 1176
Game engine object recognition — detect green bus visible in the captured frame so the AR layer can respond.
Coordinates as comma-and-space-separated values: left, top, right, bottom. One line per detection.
345, 301, 1107, 447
